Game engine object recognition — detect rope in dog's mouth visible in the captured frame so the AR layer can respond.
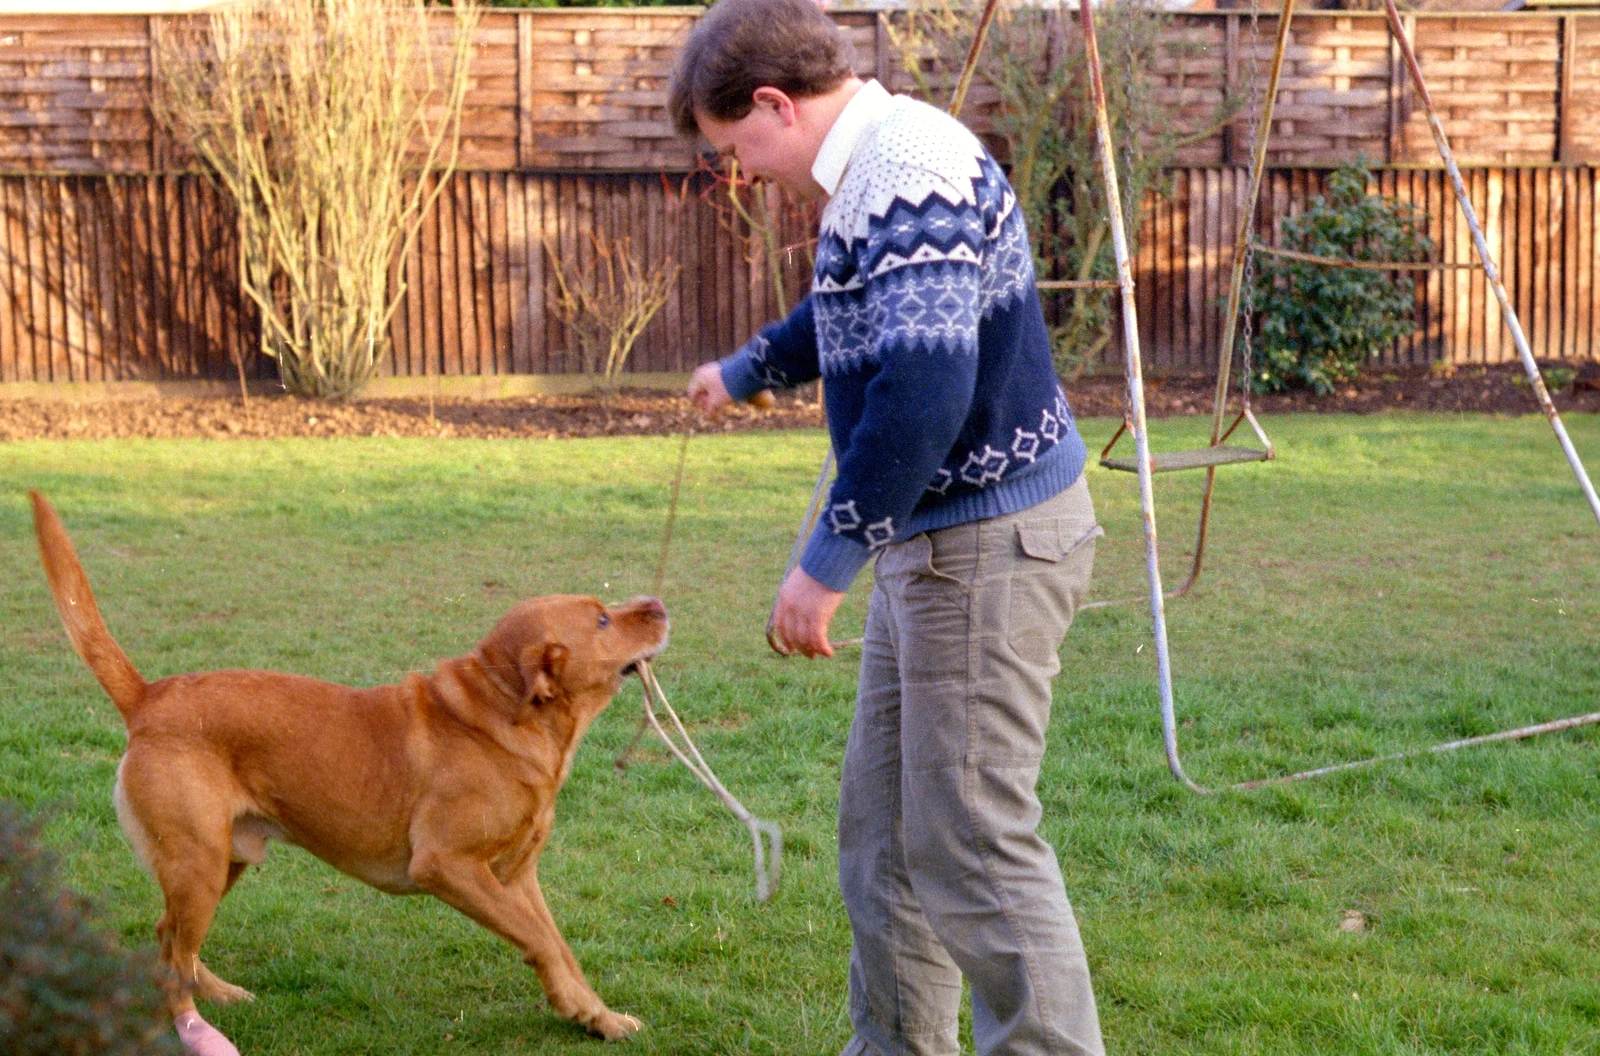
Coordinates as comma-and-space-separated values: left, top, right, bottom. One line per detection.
632, 658, 782, 902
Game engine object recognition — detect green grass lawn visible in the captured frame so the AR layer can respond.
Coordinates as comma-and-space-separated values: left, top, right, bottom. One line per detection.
2, 411, 1597, 1055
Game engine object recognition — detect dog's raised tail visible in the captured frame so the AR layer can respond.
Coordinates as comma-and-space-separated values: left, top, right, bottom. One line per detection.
30, 491, 146, 719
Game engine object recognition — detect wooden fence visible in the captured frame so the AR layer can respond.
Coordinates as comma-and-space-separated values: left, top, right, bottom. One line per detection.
1, 10, 1598, 174
3, 164, 1594, 386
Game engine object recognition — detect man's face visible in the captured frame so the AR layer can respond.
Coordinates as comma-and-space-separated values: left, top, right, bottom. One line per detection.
696, 91, 820, 200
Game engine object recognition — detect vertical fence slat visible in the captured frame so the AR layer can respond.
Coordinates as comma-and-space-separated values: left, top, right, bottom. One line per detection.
1183, 170, 1202, 368
1563, 166, 1579, 361
1464, 170, 1483, 365
61, 179, 91, 381
504, 172, 531, 376
87, 178, 113, 381
468, 173, 492, 374
1579, 168, 1594, 362
526, 175, 549, 374
51, 178, 73, 381
554, 175, 575, 373
1537, 167, 1554, 360
23, 179, 45, 380
663, 174, 685, 373
162, 175, 185, 377
1580, 167, 1593, 356
186, 175, 206, 377
1153, 179, 1173, 373
198, 179, 221, 383
438, 175, 462, 377
708, 180, 729, 360
130, 176, 154, 379
42, 179, 68, 382
0, 180, 17, 382
456, 174, 480, 376
421, 174, 444, 381
403, 187, 426, 379
385, 219, 405, 379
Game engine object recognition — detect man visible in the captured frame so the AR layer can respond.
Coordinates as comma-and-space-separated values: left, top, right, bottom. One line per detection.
670, 1, 1105, 1053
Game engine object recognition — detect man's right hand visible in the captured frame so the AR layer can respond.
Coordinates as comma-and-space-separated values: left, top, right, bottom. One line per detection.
688, 362, 732, 414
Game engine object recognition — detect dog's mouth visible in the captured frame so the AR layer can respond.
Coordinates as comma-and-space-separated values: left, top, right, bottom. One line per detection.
621, 643, 665, 677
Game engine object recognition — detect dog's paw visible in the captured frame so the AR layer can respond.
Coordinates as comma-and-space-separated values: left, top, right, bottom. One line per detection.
586, 1009, 643, 1041
194, 964, 255, 1005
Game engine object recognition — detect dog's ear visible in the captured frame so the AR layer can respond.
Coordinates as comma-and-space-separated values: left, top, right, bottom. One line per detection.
518, 642, 569, 710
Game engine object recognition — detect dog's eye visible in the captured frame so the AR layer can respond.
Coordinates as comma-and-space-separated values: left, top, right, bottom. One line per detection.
598, 613, 611, 629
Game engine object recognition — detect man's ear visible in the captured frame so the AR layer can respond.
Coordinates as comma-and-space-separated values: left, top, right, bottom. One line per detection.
751, 85, 797, 127
518, 642, 570, 710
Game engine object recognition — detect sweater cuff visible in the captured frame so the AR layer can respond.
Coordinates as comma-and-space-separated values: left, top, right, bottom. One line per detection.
718, 346, 767, 404
799, 525, 872, 594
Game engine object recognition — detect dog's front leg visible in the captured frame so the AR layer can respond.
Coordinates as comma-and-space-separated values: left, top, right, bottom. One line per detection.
407, 849, 641, 1041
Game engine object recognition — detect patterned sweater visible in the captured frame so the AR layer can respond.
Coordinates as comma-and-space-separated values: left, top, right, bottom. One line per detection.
717, 81, 1088, 592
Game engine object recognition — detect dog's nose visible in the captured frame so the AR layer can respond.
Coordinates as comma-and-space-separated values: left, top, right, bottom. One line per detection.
632, 596, 667, 620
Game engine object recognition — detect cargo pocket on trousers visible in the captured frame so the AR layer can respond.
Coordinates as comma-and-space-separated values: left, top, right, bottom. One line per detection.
896, 533, 972, 686
1006, 519, 1103, 666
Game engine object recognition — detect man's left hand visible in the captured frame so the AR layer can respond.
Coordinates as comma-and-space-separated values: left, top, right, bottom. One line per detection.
771, 567, 846, 659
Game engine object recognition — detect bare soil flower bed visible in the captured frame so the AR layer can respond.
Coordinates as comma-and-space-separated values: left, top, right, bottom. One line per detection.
0, 364, 1595, 443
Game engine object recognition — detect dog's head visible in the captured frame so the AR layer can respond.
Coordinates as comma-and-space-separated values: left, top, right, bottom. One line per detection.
472, 595, 669, 721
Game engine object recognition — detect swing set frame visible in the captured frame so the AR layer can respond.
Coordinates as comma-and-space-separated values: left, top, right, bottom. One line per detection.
769, 0, 1600, 793
1076, 0, 1600, 792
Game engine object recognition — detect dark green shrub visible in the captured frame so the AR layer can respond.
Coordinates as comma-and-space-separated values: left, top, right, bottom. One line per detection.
1250, 163, 1433, 395
0, 801, 179, 1056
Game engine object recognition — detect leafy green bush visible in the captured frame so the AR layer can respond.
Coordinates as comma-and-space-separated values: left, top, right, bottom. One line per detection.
1250, 163, 1432, 394
0, 801, 179, 1056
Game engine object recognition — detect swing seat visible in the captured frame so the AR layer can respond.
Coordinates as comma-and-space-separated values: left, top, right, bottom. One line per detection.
1098, 405, 1277, 476
1101, 444, 1272, 474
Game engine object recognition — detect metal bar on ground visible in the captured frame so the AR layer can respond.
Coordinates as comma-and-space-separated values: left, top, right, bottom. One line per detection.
1231, 713, 1600, 791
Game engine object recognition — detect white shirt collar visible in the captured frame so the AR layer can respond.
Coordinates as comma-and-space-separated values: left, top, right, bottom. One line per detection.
811, 79, 896, 198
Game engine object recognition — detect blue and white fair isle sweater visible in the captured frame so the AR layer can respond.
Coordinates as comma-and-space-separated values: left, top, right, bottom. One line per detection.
717, 81, 1088, 592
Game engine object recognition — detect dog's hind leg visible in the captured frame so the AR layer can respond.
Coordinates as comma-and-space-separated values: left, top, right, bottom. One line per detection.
191, 862, 255, 1005
152, 840, 233, 1018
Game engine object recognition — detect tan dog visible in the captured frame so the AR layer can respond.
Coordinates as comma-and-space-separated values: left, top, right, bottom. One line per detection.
31, 491, 667, 1044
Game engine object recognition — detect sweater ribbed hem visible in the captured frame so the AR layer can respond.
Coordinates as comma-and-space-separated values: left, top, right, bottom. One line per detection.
903, 429, 1087, 540
798, 427, 1087, 593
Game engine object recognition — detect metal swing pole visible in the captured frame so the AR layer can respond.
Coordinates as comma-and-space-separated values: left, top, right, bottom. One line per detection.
1381, 0, 1600, 529
1077, 0, 1205, 793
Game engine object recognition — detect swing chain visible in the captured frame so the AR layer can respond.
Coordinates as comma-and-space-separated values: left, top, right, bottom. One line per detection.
1236, 0, 1264, 407
1240, 214, 1259, 401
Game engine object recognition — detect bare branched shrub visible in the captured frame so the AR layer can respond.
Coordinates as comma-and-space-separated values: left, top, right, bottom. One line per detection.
545, 234, 679, 402
154, 0, 478, 401
887, 0, 1237, 375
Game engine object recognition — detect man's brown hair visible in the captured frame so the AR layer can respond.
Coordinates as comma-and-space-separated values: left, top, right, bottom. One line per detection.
668, 0, 856, 139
